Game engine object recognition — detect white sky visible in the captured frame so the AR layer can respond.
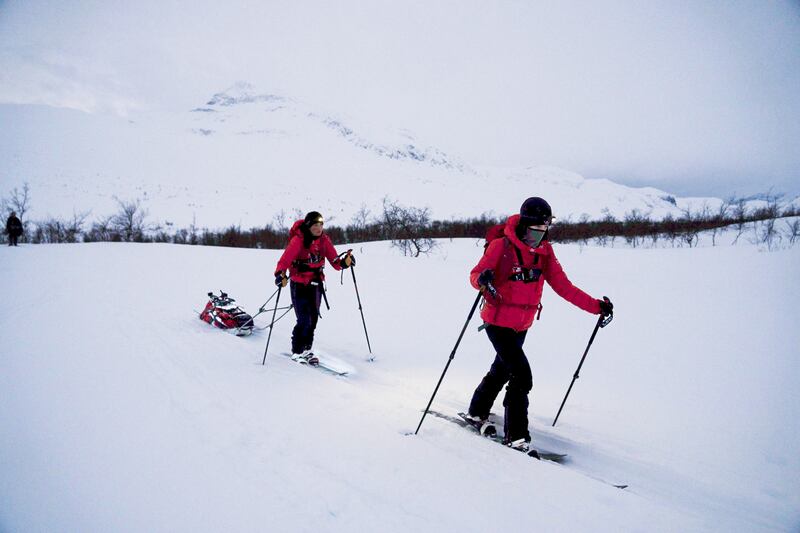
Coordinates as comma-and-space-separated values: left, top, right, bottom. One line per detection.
1, 0, 799, 197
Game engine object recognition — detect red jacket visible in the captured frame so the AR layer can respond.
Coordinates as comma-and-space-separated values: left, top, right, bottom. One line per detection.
470, 214, 601, 331
275, 220, 343, 284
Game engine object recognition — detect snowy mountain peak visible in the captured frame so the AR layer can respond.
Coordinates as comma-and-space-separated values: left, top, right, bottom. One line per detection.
205, 82, 288, 107
191, 83, 469, 172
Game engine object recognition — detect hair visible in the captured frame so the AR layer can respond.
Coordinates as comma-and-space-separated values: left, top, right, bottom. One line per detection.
304, 211, 324, 226
300, 212, 323, 248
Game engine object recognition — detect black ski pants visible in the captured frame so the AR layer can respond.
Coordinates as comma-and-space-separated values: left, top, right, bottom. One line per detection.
290, 280, 322, 354
468, 324, 532, 443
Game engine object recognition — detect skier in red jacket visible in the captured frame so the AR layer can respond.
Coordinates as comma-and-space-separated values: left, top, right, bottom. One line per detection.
274, 211, 354, 365
466, 197, 613, 451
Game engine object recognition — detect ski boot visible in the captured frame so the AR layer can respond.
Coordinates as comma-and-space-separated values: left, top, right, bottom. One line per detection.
291, 349, 319, 366
505, 437, 540, 458
463, 413, 497, 437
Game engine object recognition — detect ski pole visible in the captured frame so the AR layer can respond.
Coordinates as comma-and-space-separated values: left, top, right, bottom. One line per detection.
552, 309, 613, 426
319, 282, 330, 310
350, 264, 373, 360
262, 285, 283, 365
415, 290, 484, 435
258, 305, 293, 329
238, 288, 280, 330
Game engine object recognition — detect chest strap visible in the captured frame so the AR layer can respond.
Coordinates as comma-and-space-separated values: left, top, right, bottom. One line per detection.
508, 244, 542, 283
293, 255, 324, 274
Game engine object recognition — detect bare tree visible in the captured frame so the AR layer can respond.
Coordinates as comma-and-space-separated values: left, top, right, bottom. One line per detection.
346, 203, 373, 242
85, 215, 116, 242
785, 218, 800, 245
623, 209, 647, 248
34, 211, 89, 243
757, 217, 780, 250
189, 213, 199, 245
351, 204, 371, 228
64, 210, 91, 242
731, 197, 748, 245
577, 213, 591, 250
271, 209, 290, 235
382, 197, 437, 257
598, 208, 617, 247
660, 213, 678, 247
31, 218, 62, 244
110, 197, 150, 242
710, 198, 730, 246
5, 182, 32, 220
748, 193, 783, 250
679, 206, 700, 248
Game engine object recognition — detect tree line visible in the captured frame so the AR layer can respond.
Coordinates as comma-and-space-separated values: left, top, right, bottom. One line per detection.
3, 184, 799, 252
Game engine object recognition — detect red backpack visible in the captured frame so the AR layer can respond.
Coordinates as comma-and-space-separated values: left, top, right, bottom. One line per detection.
483, 223, 506, 251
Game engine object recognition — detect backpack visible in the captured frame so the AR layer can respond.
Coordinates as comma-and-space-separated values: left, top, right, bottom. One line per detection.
199, 291, 254, 336
483, 223, 506, 251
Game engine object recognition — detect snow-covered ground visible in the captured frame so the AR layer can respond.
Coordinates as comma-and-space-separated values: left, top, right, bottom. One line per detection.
1, 237, 798, 532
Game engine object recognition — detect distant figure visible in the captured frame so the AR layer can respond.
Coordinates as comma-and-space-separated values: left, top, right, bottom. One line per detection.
274, 211, 355, 365
465, 197, 614, 452
6, 211, 23, 246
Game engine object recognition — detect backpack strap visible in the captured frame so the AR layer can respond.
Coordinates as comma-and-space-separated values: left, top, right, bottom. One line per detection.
512, 242, 524, 266
507, 240, 543, 283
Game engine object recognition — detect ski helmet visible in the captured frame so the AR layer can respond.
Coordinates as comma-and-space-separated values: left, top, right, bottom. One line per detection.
519, 197, 553, 226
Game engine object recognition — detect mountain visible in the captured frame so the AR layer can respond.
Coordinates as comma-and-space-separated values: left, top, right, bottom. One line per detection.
1, 83, 729, 230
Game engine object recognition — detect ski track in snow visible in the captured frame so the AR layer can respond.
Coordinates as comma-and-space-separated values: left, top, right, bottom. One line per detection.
1, 239, 799, 532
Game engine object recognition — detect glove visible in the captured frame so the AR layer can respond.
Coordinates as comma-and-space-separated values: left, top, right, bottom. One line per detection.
275, 272, 288, 287
477, 269, 494, 288
341, 253, 355, 269
598, 296, 613, 316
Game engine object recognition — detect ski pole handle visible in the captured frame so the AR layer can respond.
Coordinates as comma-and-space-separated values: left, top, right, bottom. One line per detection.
485, 281, 498, 299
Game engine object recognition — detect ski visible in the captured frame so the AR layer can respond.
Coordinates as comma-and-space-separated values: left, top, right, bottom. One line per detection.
456, 413, 566, 462
426, 410, 628, 489
457, 411, 567, 461
426, 410, 566, 461
279, 352, 349, 376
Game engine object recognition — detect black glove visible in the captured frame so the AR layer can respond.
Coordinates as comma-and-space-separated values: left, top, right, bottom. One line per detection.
275, 272, 287, 287
341, 253, 355, 269
598, 296, 613, 316
477, 269, 494, 288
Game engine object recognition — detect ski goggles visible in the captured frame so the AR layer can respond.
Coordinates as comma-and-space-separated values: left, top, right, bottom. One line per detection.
520, 214, 554, 227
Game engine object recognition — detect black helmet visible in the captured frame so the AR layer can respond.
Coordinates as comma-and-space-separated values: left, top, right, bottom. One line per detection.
519, 197, 553, 226
304, 211, 324, 226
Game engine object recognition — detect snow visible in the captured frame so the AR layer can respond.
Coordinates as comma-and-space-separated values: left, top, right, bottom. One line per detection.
2, 237, 798, 532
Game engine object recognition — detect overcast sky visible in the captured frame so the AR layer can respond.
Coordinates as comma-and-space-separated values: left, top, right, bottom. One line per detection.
1, 0, 799, 198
